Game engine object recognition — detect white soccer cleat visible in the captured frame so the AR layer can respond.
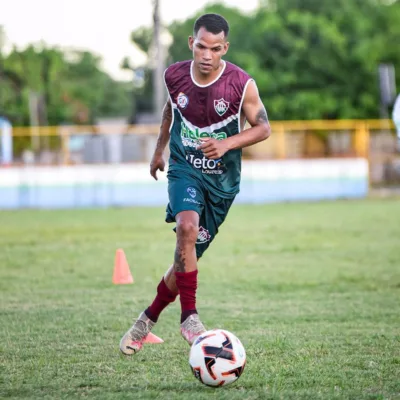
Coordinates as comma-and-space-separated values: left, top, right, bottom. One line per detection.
119, 312, 155, 355
180, 314, 206, 345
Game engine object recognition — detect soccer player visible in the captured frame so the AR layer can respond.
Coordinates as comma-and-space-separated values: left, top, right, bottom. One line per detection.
120, 13, 271, 355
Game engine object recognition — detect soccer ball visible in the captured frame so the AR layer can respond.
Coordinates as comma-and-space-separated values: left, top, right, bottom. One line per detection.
189, 329, 246, 387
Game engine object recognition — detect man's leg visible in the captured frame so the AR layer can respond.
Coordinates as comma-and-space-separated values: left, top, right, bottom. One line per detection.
120, 210, 204, 354
119, 176, 206, 354
142, 207, 203, 325
163, 264, 178, 293
144, 266, 178, 323
173, 196, 235, 345
174, 210, 206, 345
143, 243, 201, 327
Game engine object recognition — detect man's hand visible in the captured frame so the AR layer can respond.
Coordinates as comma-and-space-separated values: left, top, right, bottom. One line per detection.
197, 138, 230, 160
150, 153, 165, 180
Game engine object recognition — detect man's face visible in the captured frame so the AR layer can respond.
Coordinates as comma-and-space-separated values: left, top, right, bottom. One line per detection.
188, 27, 229, 76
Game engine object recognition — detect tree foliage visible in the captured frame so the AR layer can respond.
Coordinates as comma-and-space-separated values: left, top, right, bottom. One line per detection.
0, 42, 132, 125
1, 0, 400, 125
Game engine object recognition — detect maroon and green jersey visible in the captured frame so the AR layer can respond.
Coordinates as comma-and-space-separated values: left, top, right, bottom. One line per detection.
164, 60, 253, 199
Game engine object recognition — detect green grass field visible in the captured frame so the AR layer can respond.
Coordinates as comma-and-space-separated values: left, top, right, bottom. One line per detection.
1, 199, 399, 400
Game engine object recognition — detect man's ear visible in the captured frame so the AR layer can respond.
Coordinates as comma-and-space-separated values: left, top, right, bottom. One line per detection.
222, 41, 230, 56
188, 36, 194, 51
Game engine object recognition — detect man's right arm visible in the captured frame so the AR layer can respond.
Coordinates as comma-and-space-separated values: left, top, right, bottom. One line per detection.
150, 100, 172, 180
155, 100, 172, 155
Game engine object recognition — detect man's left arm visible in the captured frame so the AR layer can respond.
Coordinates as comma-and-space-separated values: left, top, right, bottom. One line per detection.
199, 80, 271, 159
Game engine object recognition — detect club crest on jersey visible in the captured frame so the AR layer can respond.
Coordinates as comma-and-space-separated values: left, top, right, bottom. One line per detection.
177, 92, 189, 109
214, 98, 229, 116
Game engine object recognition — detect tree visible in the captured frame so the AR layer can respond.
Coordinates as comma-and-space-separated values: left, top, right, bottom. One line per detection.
0, 39, 131, 126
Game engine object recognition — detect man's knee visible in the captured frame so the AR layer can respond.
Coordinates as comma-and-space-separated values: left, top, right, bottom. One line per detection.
176, 213, 199, 244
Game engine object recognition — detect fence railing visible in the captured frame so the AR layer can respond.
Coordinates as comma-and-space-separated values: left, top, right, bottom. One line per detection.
3, 119, 399, 184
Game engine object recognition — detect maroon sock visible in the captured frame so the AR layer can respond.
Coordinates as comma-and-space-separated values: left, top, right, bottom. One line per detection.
175, 269, 198, 323
145, 278, 178, 322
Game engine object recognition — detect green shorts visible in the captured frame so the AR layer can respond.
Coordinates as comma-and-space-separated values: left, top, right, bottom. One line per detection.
165, 173, 235, 258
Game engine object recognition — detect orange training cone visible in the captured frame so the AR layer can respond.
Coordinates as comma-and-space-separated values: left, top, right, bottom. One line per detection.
143, 332, 164, 344
112, 249, 134, 284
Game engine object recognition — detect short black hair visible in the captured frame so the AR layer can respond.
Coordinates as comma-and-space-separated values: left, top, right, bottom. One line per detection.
193, 13, 229, 38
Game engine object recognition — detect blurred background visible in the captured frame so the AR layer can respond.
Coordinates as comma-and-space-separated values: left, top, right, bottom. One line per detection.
0, 0, 399, 209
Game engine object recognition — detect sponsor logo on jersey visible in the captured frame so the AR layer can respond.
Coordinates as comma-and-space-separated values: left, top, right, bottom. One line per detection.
185, 152, 226, 175
214, 98, 229, 116
196, 226, 211, 244
180, 122, 227, 175
177, 92, 189, 109
180, 122, 227, 148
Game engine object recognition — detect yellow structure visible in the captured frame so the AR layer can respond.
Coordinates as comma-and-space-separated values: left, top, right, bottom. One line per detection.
9, 119, 398, 184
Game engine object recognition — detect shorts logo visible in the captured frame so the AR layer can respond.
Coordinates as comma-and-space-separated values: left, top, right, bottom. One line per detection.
177, 92, 189, 109
214, 98, 229, 116
183, 198, 201, 204
187, 187, 196, 198
196, 226, 211, 244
